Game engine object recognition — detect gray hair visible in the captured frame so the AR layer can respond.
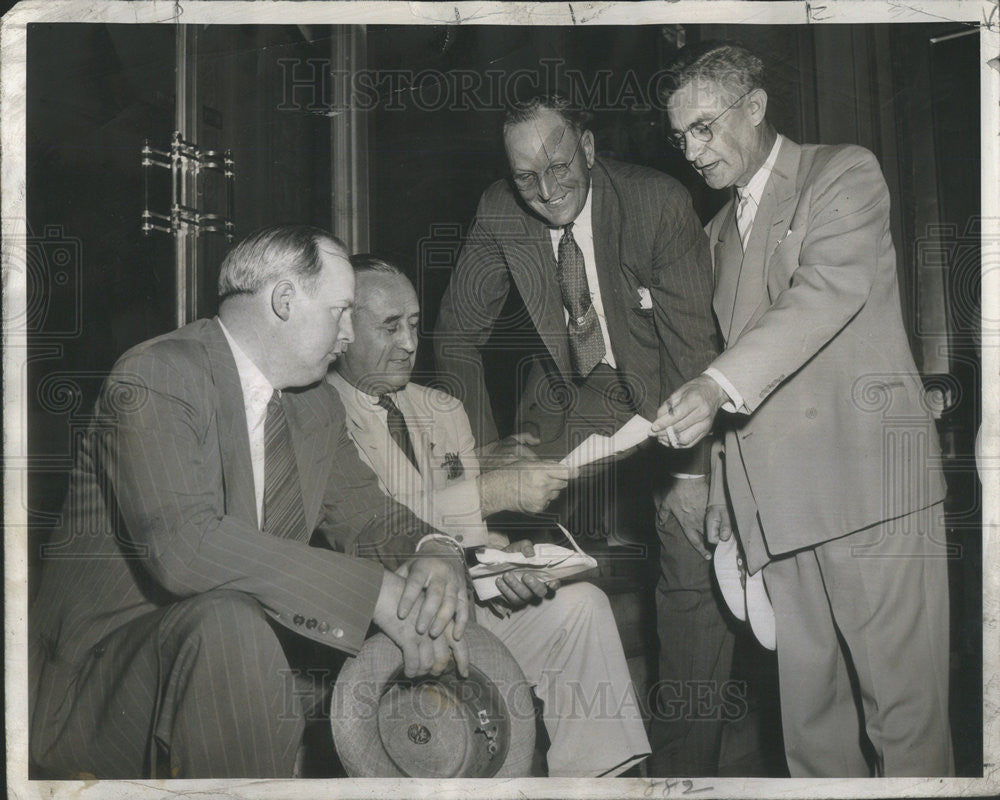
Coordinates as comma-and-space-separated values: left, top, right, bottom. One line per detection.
661, 41, 767, 105
503, 94, 593, 136
349, 253, 404, 278
217, 224, 346, 299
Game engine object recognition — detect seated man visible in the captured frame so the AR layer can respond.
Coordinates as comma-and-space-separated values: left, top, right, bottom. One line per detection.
328, 254, 651, 777
30, 226, 468, 779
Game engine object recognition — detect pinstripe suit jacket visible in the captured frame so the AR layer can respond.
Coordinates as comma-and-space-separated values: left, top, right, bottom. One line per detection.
434, 157, 717, 471
30, 318, 435, 674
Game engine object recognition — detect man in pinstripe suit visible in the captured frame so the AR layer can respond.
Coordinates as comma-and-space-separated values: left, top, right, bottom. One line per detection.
29, 226, 470, 779
434, 95, 733, 776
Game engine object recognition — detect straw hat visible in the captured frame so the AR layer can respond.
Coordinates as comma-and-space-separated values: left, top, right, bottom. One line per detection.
713, 534, 776, 650
330, 623, 536, 777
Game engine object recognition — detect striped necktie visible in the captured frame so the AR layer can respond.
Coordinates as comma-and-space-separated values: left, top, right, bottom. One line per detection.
262, 390, 307, 541
378, 393, 419, 470
735, 191, 754, 251
557, 222, 606, 378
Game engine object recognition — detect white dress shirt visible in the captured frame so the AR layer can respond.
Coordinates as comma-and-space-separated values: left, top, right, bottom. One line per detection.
548, 187, 618, 368
704, 134, 785, 413
219, 319, 275, 526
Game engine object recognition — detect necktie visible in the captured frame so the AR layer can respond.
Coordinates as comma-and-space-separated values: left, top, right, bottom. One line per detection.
557, 223, 606, 377
735, 191, 753, 251
262, 390, 307, 541
378, 393, 419, 470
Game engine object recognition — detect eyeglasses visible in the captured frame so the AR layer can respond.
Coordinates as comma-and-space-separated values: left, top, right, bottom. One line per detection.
511, 131, 584, 193
667, 90, 751, 151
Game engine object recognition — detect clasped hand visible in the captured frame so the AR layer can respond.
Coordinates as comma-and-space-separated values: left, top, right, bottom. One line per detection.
373, 541, 470, 678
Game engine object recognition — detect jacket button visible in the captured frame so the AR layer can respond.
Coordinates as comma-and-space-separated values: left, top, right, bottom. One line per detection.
92, 644, 107, 658
332, 628, 344, 639
293, 614, 305, 626
805, 408, 817, 419
306, 618, 318, 630
455, 534, 464, 543
318, 621, 330, 634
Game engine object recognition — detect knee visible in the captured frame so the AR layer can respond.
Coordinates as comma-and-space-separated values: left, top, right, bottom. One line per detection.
551, 581, 614, 622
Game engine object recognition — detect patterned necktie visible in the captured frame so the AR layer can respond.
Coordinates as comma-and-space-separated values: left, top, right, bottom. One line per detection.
558, 222, 606, 377
262, 390, 307, 541
378, 393, 419, 470
735, 191, 753, 251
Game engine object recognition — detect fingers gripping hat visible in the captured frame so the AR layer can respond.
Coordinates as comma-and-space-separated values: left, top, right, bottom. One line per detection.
330, 623, 536, 777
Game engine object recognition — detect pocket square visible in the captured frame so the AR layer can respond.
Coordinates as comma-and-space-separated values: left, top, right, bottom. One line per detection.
637, 286, 652, 310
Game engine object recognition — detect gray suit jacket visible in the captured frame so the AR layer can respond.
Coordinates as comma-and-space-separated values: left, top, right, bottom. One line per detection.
706, 139, 947, 569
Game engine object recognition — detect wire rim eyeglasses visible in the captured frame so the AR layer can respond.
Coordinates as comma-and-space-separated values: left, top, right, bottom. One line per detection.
667, 90, 752, 151
511, 131, 585, 194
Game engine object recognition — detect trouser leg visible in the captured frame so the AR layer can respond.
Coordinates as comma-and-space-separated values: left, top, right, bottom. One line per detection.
763, 550, 871, 777
32, 590, 304, 779
478, 582, 650, 777
816, 505, 953, 776
648, 513, 735, 777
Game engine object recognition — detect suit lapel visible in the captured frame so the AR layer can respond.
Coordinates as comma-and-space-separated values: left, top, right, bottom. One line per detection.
590, 162, 631, 372
504, 213, 573, 376
204, 319, 258, 528
712, 198, 743, 345
729, 138, 801, 341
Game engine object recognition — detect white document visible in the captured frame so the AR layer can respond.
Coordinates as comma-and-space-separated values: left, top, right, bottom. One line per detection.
559, 414, 653, 471
469, 524, 598, 601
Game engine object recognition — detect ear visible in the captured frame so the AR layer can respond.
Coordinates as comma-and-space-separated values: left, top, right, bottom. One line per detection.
581, 129, 596, 169
270, 279, 295, 322
747, 88, 769, 127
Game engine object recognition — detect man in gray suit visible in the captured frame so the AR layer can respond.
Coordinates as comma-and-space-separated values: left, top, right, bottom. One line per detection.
435, 94, 732, 776
30, 226, 468, 778
655, 41, 953, 776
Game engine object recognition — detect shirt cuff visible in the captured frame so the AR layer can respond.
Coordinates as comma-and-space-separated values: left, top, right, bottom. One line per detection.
670, 473, 706, 479
415, 533, 467, 557
704, 367, 746, 414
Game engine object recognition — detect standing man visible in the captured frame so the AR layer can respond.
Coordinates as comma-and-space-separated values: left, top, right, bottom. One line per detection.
30, 226, 468, 779
435, 94, 731, 776
656, 42, 953, 776
328, 254, 650, 777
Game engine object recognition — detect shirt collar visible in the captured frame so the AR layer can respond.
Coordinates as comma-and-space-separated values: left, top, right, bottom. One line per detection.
328, 369, 400, 411
218, 318, 274, 406
737, 133, 784, 206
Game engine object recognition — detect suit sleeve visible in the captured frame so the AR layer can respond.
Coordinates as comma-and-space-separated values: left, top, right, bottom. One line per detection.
651, 181, 719, 474
710, 148, 886, 413
104, 351, 384, 656
434, 197, 512, 445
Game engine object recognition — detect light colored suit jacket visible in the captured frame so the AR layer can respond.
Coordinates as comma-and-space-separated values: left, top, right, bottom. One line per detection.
328, 372, 489, 548
435, 157, 718, 473
706, 139, 946, 570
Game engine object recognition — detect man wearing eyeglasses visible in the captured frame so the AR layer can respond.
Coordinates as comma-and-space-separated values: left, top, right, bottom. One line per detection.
435, 94, 731, 777
655, 42, 953, 777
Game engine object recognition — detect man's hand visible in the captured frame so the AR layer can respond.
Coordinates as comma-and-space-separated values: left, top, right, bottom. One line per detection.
651, 375, 728, 449
493, 539, 559, 609
373, 570, 469, 678
478, 460, 569, 516
705, 503, 734, 546
655, 476, 711, 560
396, 540, 469, 639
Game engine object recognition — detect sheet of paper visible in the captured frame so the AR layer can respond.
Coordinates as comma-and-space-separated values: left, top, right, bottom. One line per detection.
559, 414, 653, 470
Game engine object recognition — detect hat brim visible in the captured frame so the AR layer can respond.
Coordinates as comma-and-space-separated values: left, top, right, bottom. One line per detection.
331, 624, 536, 777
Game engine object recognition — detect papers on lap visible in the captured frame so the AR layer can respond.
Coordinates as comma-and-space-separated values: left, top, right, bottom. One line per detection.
470, 524, 598, 601
559, 414, 653, 471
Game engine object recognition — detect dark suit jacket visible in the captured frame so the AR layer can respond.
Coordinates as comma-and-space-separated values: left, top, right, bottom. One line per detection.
434, 157, 718, 470
705, 140, 947, 569
30, 318, 435, 676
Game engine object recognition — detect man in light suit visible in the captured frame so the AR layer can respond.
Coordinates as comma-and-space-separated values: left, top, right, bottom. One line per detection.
435, 94, 732, 776
328, 255, 650, 777
30, 226, 469, 779
655, 42, 953, 776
